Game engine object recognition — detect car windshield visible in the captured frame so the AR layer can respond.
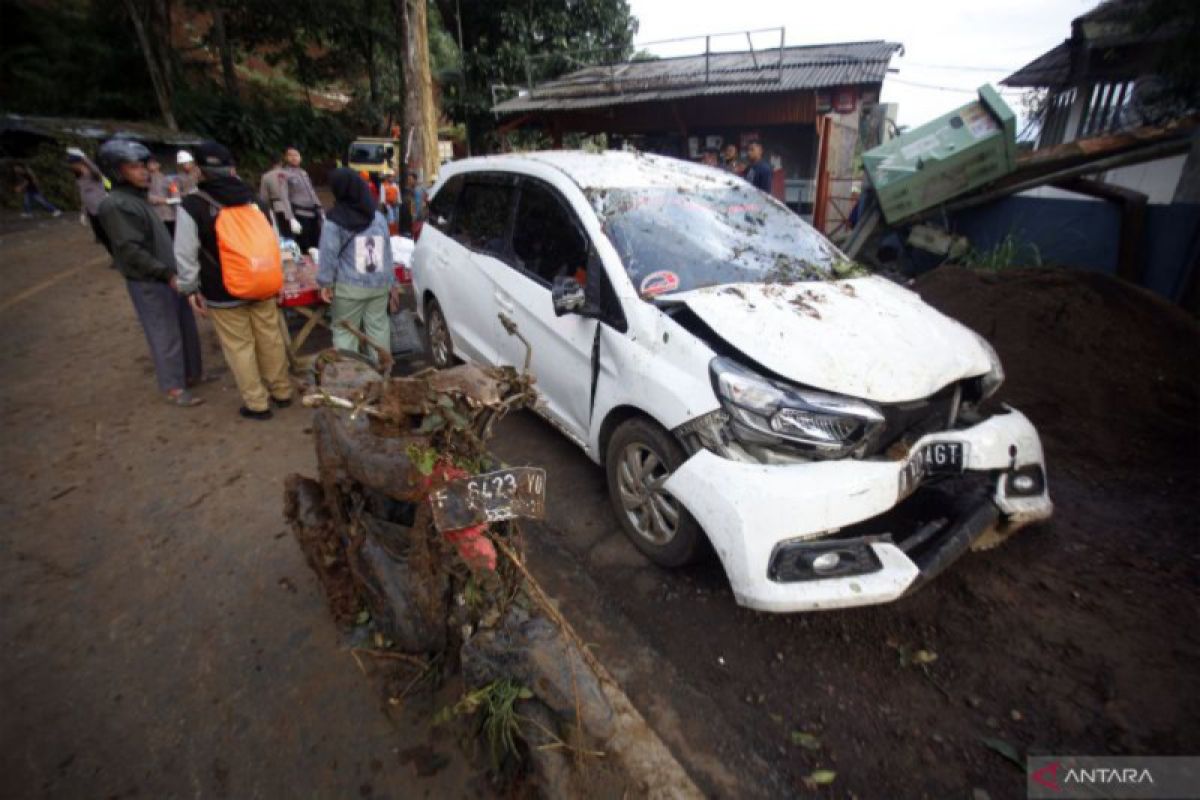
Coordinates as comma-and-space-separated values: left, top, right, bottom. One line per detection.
349, 143, 390, 163
590, 184, 858, 297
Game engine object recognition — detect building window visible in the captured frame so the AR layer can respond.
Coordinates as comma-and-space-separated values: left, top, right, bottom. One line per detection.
1077, 80, 1136, 139
1040, 88, 1076, 147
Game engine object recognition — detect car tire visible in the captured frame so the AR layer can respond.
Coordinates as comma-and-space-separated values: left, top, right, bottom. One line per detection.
605, 417, 706, 567
424, 297, 457, 369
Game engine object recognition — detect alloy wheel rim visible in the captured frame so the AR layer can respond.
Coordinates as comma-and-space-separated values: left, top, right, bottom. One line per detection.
616, 442, 680, 545
429, 310, 450, 367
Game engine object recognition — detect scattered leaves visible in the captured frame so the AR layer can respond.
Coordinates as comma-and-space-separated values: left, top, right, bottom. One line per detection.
802, 769, 837, 789
790, 731, 822, 750
981, 737, 1024, 770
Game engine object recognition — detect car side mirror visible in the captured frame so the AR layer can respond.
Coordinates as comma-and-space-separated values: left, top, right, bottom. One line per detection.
551, 275, 587, 316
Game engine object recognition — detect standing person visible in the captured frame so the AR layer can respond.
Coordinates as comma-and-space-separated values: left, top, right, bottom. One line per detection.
744, 139, 774, 195
174, 141, 292, 421
317, 169, 394, 366
406, 171, 426, 221
66, 146, 111, 252
95, 139, 204, 406
175, 150, 198, 195
700, 147, 720, 167
13, 164, 62, 218
278, 146, 324, 251
721, 142, 745, 176
146, 155, 177, 238
258, 158, 286, 234
380, 170, 400, 233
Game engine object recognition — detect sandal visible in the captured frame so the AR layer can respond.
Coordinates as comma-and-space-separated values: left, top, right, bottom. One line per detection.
165, 389, 205, 407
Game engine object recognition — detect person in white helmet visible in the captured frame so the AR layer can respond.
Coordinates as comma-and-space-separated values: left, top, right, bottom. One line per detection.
176, 150, 198, 195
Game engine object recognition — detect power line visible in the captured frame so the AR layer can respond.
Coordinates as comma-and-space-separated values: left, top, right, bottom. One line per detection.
887, 77, 1027, 95
900, 62, 1018, 72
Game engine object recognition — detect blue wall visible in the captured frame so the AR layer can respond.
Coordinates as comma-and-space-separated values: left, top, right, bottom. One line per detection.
945, 195, 1199, 301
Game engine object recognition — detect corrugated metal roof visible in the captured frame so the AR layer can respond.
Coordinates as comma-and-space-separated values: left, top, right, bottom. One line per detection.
1001, 42, 1071, 88
493, 40, 902, 114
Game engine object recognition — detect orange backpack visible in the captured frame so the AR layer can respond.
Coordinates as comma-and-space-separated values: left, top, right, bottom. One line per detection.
195, 191, 283, 300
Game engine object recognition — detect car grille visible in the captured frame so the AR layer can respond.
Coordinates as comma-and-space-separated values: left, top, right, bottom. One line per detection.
868, 383, 960, 456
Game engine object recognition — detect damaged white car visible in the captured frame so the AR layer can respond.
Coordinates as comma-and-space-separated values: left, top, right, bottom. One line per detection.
411, 151, 1052, 612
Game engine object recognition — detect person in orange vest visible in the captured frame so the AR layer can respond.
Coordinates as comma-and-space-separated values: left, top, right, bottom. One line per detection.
359, 169, 379, 203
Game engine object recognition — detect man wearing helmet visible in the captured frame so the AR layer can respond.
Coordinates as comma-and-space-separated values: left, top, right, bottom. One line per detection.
96, 139, 204, 407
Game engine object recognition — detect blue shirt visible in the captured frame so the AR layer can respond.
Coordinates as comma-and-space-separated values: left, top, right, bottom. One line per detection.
745, 160, 773, 194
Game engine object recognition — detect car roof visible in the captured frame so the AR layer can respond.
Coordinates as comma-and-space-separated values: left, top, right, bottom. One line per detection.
441, 150, 741, 193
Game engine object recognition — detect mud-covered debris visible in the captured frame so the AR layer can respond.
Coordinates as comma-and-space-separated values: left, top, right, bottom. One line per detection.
462, 607, 617, 742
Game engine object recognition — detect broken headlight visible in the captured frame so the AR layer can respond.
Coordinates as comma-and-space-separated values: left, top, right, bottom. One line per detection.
971, 332, 1004, 402
708, 357, 884, 459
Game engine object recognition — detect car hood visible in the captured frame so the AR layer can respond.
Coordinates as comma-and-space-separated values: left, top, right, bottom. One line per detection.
662, 276, 993, 403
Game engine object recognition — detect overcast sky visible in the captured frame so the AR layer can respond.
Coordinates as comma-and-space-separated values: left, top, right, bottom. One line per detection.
627, 0, 1094, 130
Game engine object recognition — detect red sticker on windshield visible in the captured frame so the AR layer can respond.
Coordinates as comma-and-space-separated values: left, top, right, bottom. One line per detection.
639, 270, 680, 297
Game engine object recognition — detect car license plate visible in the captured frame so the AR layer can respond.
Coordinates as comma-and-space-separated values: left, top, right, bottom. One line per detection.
429, 466, 547, 531
898, 442, 967, 499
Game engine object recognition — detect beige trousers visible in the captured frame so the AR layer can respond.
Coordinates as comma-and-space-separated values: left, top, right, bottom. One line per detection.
208, 300, 292, 412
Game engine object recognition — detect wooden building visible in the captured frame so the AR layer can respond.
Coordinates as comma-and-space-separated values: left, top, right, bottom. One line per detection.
492, 39, 902, 231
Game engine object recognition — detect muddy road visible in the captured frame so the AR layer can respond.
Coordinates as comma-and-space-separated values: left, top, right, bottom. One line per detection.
0, 217, 478, 798
2, 215, 1196, 799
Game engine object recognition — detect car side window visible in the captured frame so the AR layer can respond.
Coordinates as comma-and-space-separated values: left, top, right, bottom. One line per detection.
427, 174, 464, 230
449, 178, 514, 257
512, 180, 588, 286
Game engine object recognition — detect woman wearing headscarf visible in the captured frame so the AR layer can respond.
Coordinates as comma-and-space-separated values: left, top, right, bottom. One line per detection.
317, 168, 395, 365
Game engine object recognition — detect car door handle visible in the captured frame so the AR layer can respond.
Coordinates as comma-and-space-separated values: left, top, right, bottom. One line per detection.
494, 292, 515, 313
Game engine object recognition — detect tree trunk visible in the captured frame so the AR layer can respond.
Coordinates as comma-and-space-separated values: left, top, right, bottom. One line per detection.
212, 7, 239, 99
398, 0, 412, 157
402, 0, 439, 182
122, 0, 178, 131
363, 0, 380, 111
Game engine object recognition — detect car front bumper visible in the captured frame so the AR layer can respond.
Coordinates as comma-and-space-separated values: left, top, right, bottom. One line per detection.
663, 407, 1053, 613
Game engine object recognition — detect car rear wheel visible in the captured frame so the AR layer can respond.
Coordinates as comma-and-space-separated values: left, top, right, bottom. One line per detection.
424, 297, 457, 369
605, 417, 706, 567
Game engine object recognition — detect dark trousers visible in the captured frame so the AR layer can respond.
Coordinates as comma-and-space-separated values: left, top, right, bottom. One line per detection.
87, 213, 112, 254
125, 279, 203, 393
293, 209, 322, 251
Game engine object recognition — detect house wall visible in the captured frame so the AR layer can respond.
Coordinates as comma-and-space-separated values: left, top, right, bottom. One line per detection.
945, 195, 1199, 301
1021, 154, 1187, 205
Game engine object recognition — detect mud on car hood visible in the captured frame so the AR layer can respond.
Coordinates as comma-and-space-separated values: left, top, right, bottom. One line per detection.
662, 276, 992, 403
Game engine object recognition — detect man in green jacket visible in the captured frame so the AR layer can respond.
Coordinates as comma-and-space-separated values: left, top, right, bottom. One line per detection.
96, 139, 204, 406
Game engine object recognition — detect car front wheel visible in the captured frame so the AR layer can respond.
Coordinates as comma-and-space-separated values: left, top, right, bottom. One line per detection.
605, 417, 706, 567
424, 297, 456, 369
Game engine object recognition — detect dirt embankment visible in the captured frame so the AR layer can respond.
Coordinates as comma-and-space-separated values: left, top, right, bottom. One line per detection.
915, 266, 1200, 487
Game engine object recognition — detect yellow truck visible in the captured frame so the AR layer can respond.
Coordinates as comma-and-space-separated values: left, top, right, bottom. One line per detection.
346, 137, 401, 178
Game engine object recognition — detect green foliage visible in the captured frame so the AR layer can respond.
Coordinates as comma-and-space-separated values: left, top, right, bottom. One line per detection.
441, 0, 638, 149
433, 679, 533, 768
0, 139, 93, 211
958, 234, 1042, 271
0, 0, 157, 119
1134, 0, 1200, 119
2, 0, 638, 164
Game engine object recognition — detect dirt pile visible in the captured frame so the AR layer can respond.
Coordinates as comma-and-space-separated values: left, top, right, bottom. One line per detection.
915, 266, 1200, 480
